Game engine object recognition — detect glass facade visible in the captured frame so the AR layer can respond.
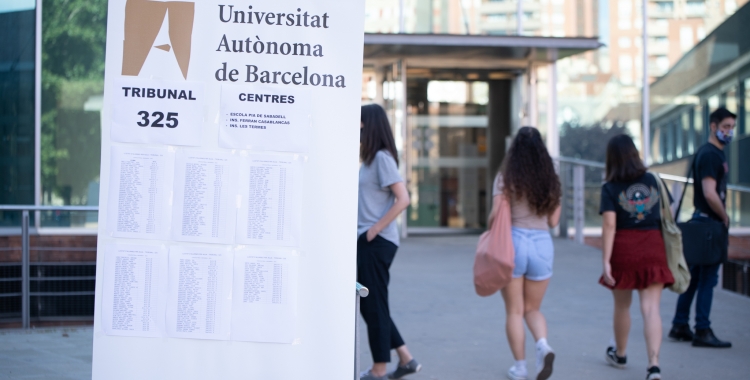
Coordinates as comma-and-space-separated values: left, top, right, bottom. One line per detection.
407, 80, 490, 229
40, 0, 107, 227
0, 6, 36, 226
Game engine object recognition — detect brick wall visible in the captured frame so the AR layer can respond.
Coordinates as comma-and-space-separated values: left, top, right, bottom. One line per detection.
0, 235, 97, 262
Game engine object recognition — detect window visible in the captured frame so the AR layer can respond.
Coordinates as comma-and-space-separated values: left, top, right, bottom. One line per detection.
725, 0, 737, 14
619, 56, 633, 84
685, 1, 706, 16
682, 112, 691, 155
708, 95, 720, 111
618, 37, 632, 48
666, 123, 674, 162
41, 0, 107, 226
552, 14, 565, 25
697, 26, 706, 41
694, 104, 704, 144
745, 78, 750, 135
655, 1, 675, 13
676, 117, 684, 159
486, 13, 508, 23
680, 26, 694, 53
656, 56, 670, 73
0, 6, 36, 225
618, 19, 632, 29
619, 0, 633, 14
724, 87, 738, 113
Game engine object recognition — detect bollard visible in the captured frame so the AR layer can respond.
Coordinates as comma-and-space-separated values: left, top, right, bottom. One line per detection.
355, 283, 369, 380
21, 210, 30, 329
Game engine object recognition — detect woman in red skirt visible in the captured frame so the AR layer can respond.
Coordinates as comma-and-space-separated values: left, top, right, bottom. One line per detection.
599, 135, 674, 380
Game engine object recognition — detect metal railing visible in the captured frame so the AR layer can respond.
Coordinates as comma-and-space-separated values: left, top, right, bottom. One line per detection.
556, 156, 750, 297
2, 205, 374, 378
0, 205, 98, 328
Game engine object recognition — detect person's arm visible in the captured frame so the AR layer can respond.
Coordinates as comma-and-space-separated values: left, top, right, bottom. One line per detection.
601, 211, 617, 286
701, 177, 729, 227
366, 181, 410, 242
548, 204, 562, 228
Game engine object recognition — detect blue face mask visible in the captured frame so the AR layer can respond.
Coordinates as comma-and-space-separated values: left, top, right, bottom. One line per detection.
716, 129, 734, 145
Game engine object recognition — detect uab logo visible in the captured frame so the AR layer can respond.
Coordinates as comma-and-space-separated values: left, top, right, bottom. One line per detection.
122, 0, 195, 79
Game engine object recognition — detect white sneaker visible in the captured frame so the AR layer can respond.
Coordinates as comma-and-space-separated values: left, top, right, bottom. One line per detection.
536, 344, 555, 380
506, 365, 528, 380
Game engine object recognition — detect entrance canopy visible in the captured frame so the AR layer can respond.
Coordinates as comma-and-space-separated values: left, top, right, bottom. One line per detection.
363, 33, 603, 69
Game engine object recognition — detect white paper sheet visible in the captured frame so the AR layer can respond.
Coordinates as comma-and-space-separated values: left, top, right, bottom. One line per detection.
112, 77, 206, 146
230, 249, 299, 343
106, 145, 174, 240
165, 246, 233, 340
102, 244, 168, 338
218, 84, 311, 152
236, 153, 302, 247
171, 150, 238, 244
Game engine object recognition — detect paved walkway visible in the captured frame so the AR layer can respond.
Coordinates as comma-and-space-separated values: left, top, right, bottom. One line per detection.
0, 327, 92, 379
1, 237, 749, 379
359, 236, 750, 380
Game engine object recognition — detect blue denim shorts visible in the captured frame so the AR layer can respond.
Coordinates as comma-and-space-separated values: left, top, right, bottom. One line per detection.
511, 227, 554, 281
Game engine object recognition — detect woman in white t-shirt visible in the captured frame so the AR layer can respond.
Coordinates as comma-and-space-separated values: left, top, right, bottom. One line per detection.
488, 127, 561, 380
357, 104, 421, 380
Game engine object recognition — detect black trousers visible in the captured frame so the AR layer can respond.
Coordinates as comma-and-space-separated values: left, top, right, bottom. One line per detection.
357, 234, 405, 363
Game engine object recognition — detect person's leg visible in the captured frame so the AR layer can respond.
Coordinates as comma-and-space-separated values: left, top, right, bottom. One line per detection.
694, 264, 720, 330
501, 277, 527, 361
523, 278, 550, 341
357, 236, 398, 377
612, 289, 633, 357
672, 265, 700, 327
638, 283, 663, 368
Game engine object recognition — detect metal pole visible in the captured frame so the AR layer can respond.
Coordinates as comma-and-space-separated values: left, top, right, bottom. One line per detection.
559, 163, 569, 238
400, 60, 409, 240
573, 165, 585, 244
34, 0, 43, 230
642, 0, 650, 165
547, 52, 559, 158
516, 0, 523, 35
22, 210, 30, 329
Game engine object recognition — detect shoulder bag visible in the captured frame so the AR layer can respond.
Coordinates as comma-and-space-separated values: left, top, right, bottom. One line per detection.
473, 194, 515, 296
674, 151, 729, 266
650, 172, 690, 293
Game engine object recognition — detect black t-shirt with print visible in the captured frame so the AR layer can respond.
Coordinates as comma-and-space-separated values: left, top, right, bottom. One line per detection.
692, 143, 727, 221
600, 173, 671, 230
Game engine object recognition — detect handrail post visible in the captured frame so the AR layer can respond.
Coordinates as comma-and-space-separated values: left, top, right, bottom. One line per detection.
573, 165, 585, 244
21, 210, 30, 329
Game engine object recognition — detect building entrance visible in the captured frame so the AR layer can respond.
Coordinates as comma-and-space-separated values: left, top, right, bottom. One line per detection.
362, 33, 601, 234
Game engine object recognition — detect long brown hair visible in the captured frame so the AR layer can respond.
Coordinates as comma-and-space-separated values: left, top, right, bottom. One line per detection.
360, 104, 399, 166
501, 127, 561, 216
605, 134, 646, 182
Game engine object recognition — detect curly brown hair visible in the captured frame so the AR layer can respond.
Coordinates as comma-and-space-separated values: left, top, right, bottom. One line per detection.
501, 127, 561, 216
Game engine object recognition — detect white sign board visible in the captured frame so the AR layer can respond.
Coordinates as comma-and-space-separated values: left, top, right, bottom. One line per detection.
92, 0, 364, 378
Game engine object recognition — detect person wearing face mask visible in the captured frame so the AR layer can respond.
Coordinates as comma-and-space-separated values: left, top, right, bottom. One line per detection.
668, 107, 736, 348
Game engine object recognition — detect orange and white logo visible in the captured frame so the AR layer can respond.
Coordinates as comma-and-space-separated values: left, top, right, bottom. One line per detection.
122, 0, 195, 79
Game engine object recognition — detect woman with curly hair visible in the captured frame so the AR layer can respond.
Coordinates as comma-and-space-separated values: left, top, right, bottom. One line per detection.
489, 127, 561, 380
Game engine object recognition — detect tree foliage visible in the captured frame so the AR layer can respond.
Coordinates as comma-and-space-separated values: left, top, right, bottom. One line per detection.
41, 0, 107, 204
